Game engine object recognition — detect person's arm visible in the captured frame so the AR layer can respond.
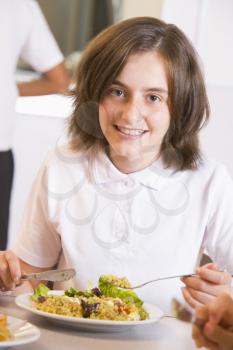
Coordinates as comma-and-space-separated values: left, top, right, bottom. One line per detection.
17, 62, 70, 96
0, 250, 53, 293
11, 156, 62, 281
192, 293, 233, 349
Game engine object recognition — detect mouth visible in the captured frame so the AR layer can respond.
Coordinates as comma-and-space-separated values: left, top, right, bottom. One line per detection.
115, 125, 148, 137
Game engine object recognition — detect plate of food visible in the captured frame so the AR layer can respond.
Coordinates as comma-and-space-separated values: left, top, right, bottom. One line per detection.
15, 274, 163, 332
0, 314, 40, 348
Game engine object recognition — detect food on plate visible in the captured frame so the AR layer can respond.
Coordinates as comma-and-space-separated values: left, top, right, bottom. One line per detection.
30, 283, 50, 302
98, 274, 143, 307
30, 275, 149, 321
99, 274, 132, 288
0, 314, 11, 341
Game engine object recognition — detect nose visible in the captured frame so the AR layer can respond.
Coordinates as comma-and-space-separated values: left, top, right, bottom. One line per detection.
120, 98, 143, 125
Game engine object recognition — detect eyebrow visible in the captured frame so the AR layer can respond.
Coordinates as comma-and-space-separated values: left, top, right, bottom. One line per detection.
112, 80, 168, 96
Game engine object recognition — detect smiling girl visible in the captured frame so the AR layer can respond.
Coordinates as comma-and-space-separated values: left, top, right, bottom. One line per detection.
1, 17, 233, 314
99, 51, 170, 174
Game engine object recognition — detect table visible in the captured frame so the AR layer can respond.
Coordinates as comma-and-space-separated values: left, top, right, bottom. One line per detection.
0, 295, 201, 350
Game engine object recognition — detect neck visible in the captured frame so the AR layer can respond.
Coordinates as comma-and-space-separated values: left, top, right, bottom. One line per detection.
108, 152, 158, 174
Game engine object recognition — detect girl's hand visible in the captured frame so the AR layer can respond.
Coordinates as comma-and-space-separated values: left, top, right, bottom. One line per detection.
192, 293, 233, 350
0, 250, 22, 291
181, 263, 232, 308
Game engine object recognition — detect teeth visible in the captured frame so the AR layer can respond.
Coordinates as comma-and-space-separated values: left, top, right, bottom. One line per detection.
117, 126, 145, 136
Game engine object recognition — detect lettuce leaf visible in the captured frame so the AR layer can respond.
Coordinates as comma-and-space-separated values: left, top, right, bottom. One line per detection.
64, 287, 93, 298
30, 283, 50, 302
98, 276, 143, 307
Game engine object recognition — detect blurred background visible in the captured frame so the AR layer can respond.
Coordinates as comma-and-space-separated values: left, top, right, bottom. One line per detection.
10, 0, 233, 245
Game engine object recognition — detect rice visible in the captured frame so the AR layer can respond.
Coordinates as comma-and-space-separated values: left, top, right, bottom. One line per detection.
100, 274, 132, 288
34, 295, 142, 321
89, 298, 140, 321
34, 296, 82, 317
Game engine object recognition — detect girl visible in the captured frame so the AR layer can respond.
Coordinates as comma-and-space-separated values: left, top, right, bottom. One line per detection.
0, 17, 232, 314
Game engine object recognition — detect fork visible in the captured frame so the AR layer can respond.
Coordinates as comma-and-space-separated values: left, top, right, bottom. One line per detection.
119, 273, 197, 290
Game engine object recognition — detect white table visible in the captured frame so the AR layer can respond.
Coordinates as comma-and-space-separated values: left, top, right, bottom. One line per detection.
0, 295, 201, 350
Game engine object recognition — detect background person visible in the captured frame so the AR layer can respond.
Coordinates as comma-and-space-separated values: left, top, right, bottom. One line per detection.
0, 17, 232, 314
0, 0, 70, 250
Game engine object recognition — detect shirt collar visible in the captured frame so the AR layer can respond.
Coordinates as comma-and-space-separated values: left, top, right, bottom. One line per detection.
89, 146, 178, 191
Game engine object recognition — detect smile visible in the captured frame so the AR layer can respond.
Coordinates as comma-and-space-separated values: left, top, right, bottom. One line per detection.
115, 126, 147, 136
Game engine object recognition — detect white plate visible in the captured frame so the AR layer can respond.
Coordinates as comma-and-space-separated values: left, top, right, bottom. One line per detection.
15, 291, 163, 332
0, 315, 40, 348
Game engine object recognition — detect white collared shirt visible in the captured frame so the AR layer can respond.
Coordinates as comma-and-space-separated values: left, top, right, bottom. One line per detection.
12, 144, 233, 313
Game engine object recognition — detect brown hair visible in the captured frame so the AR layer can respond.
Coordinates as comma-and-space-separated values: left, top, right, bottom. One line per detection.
68, 16, 210, 170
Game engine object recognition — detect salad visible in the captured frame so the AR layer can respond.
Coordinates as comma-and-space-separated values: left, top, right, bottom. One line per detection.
30, 275, 149, 321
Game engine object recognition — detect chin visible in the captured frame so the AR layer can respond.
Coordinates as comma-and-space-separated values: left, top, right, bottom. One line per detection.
113, 148, 143, 161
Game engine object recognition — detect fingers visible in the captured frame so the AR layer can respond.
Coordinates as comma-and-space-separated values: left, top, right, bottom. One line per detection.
192, 294, 233, 350
0, 253, 13, 290
197, 264, 232, 286
208, 294, 233, 327
5, 250, 21, 282
181, 274, 230, 297
195, 304, 208, 321
182, 285, 217, 308
192, 324, 218, 350
0, 250, 21, 290
203, 321, 233, 350
181, 265, 232, 309
201, 262, 219, 271
181, 287, 204, 308
182, 275, 212, 296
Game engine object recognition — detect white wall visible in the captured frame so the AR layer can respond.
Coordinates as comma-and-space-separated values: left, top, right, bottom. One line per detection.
162, 0, 233, 176
197, 0, 233, 86
200, 86, 233, 176
121, 0, 162, 19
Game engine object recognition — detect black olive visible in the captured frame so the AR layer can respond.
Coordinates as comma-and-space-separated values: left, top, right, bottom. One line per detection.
91, 288, 102, 297
38, 296, 46, 303
81, 299, 100, 318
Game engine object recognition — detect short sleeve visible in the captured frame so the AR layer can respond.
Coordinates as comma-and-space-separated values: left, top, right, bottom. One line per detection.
20, 0, 63, 72
12, 158, 62, 268
203, 165, 233, 273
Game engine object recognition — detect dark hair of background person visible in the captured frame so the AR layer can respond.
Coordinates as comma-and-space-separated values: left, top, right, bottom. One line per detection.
68, 16, 210, 171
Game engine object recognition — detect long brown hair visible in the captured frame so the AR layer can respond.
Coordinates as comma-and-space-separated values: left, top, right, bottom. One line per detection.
68, 16, 210, 170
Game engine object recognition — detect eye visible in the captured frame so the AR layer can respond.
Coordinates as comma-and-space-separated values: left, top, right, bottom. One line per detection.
148, 95, 161, 103
109, 88, 125, 97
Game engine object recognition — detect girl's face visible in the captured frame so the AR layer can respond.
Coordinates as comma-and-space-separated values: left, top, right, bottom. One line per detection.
99, 51, 170, 173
